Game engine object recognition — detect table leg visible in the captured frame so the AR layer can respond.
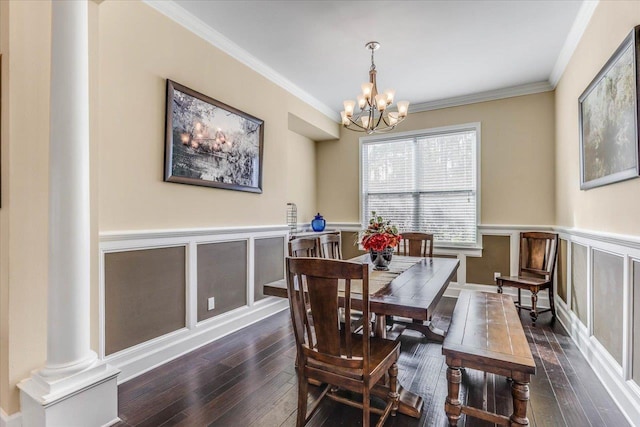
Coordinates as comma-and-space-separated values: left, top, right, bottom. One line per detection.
445, 366, 462, 426
372, 383, 423, 418
374, 314, 387, 338
510, 380, 530, 426
371, 314, 424, 418
403, 320, 446, 342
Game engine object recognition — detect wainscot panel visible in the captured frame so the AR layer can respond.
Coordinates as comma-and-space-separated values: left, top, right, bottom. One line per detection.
197, 240, 248, 322
633, 260, 640, 384
571, 242, 589, 325
592, 249, 624, 365
466, 234, 510, 285
104, 246, 186, 356
558, 239, 568, 303
254, 236, 286, 302
340, 231, 364, 260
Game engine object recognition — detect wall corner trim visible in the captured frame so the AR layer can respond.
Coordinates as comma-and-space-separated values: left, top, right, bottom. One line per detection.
141, 0, 337, 122
549, 0, 599, 87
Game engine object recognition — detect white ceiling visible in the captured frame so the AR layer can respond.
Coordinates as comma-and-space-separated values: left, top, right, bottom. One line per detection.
168, 0, 589, 117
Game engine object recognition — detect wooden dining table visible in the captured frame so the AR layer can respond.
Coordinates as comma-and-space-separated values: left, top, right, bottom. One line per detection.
263, 253, 460, 418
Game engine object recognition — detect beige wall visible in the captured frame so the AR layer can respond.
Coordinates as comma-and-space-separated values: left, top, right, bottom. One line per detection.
555, 1, 640, 233
98, 1, 336, 232
287, 132, 317, 225
0, 0, 51, 415
317, 92, 556, 225
0, 0, 336, 416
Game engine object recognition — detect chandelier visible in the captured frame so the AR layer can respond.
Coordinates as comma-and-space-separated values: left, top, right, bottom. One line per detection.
341, 41, 410, 134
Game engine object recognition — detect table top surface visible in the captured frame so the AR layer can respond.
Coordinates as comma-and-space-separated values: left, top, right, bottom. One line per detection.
443, 290, 536, 373
263, 254, 460, 321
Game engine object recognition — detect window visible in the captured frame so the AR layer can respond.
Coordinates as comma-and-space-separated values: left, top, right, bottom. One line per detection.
360, 123, 479, 247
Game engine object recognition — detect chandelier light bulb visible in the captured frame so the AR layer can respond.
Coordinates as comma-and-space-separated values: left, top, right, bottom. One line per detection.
361, 116, 370, 128
343, 100, 356, 117
340, 111, 350, 125
388, 112, 399, 125
357, 95, 366, 109
397, 100, 410, 117
375, 94, 387, 111
384, 89, 395, 105
361, 82, 374, 99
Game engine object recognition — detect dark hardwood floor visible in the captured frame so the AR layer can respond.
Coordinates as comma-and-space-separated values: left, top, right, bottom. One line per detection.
115, 297, 630, 426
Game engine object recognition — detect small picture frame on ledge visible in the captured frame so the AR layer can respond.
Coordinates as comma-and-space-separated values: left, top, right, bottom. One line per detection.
164, 80, 264, 193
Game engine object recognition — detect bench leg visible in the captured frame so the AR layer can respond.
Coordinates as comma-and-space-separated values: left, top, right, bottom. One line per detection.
510, 380, 530, 426
445, 366, 462, 426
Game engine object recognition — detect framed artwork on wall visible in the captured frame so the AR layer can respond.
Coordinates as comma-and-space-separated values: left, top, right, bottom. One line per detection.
164, 79, 264, 193
579, 26, 640, 190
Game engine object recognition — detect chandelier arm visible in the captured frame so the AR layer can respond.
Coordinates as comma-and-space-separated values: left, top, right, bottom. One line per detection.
374, 112, 385, 130
346, 116, 366, 130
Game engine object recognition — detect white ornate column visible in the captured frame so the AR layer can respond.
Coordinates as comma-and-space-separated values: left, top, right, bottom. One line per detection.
18, 1, 119, 425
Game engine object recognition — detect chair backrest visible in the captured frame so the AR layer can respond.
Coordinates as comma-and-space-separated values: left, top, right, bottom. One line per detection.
289, 237, 319, 257
519, 232, 559, 280
318, 233, 342, 260
398, 232, 434, 257
286, 257, 371, 376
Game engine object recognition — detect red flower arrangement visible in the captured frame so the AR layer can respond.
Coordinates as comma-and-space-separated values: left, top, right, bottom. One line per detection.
360, 212, 402, 252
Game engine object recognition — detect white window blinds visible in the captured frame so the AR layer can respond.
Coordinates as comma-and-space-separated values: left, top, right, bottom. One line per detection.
361, 124, 479, 246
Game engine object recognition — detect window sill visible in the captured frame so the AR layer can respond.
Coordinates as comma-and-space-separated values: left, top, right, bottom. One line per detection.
434, 245, 482, 257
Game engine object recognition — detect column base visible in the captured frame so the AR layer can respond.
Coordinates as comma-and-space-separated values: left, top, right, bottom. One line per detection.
18, 361, 120, 427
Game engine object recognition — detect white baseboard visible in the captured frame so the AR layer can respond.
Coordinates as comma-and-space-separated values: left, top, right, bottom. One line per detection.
557, 301, 640, 427
110, 298, 289, 384
0, 409, 21, 427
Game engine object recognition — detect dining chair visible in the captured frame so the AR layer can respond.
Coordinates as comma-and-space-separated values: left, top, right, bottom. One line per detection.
286, 257, 400, 427
398, 232, 434, 257
289, 237, 319, 257
318, 233, 342, 260
496, 232, 559, 324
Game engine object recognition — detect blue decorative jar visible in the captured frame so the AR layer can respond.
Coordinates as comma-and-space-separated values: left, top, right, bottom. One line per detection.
311, 213, 326, 232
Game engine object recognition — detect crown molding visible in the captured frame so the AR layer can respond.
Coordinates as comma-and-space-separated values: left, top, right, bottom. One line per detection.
141, 0, 338, 121
549, 0, 599, 87
142, 0, 597, 122
408, 81, 553, 113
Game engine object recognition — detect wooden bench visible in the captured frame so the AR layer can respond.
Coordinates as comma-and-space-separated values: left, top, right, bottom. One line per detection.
442, 290, 536, 426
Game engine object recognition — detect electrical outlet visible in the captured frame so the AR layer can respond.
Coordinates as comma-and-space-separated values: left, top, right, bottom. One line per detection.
493, 272, 501, 280
208, 297, 215, 311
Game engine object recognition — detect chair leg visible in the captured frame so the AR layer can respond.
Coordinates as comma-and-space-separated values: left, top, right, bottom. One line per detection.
296, 373, 308, 427
363, 387, 370, 427
517, 288, 522, 307
497, 281, 503, 294
389, 363, 399, 416
548, 287, 556, 318
530, 291, 538, 324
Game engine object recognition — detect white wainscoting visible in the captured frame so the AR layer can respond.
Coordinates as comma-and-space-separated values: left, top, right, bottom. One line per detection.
99, 225, 290, 383
334, 222, 638, 425
98, 223, 640, 426
555, 226, 640, 426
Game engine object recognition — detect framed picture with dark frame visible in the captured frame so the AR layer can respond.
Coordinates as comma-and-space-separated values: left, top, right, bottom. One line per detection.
164, 79, 264, 193
579, 26, 640, 190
